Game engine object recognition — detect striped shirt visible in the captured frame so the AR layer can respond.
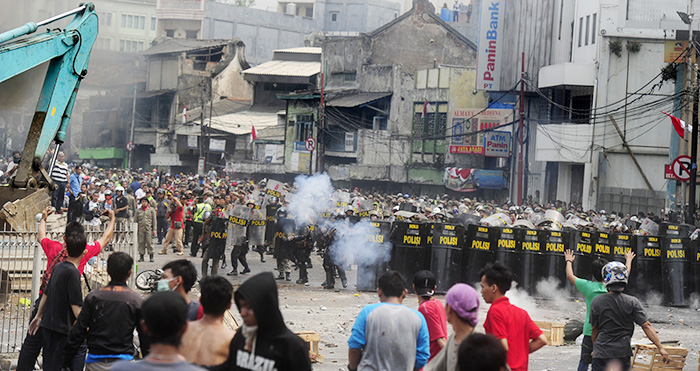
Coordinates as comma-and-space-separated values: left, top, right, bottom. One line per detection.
51, 161, 69, 183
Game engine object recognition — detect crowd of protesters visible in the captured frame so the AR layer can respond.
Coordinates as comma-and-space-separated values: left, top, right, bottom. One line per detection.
8, 160, 677, 370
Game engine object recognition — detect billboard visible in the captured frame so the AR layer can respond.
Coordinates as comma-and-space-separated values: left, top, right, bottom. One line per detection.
450, 108, 513, 155
476, 0, 504, 90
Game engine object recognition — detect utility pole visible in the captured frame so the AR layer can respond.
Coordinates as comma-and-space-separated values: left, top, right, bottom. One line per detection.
679, 4, 694, 222
690, 77, 698, 224
128, 83, 136, 170
517, 52, 525, 205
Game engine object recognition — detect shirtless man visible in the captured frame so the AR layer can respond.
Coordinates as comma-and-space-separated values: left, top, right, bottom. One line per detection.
180, 276, 235, 366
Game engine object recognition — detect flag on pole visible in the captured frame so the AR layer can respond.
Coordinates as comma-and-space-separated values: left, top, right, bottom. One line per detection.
422, 100, 432, 118
250, 125, 259, 143
662, 111, 691, 139
182, 105, 187, 124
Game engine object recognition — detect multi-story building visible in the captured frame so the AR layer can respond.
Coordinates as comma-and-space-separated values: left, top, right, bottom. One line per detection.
536, 0, 690, 213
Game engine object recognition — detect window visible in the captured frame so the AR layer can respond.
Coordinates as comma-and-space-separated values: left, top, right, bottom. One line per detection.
138, 41, 145, 52
121, 14, 126, 28
295, 115, 314, 142
185, 30, 198, 39
165, 29, 175, 37
585, 15, 590, 45
305, 7, 313, 17
106, 12, 112, 26
592, 13, 597, 44
344, 72, 356, 82
127, 15, 134, 28
578, 17, 583, 47
139, 16, 145, 30
119, 39, 125, 51
151, 17, 156, 31
330, 12, 338, 22
412, 102, 448, 154
105, 38, 111, 50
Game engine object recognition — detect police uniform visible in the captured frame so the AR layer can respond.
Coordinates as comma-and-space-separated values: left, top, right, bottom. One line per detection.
292, 226, 312, 284
321, 227, 347, 289
190, 200, 212, 256
274, 215, 295, 281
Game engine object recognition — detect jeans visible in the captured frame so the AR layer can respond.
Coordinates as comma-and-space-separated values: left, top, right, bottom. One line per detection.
16, 297, 87, 371
52, 181, 66, 212
591, 357, 631, 371
156, 217, 168, 243
578, 335, 593, 371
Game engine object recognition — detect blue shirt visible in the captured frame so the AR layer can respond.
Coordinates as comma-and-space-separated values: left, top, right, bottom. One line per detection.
348, 302, 430, 370
69, 172, 82, 196
129, 181, 141, 194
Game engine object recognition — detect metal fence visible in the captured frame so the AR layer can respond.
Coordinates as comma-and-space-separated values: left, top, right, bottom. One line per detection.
0, 221, 137, 355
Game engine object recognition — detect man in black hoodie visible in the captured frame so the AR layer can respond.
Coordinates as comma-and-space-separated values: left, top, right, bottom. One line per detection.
210, 272, 311, 371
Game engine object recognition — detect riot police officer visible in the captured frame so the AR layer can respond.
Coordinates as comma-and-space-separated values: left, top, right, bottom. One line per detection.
320, 225, 348, 289
292, 225, 312, 284
274, 208, 294, 281
190, 195, 212, 257
265, 196, 280, 256
200, 211, 222, 276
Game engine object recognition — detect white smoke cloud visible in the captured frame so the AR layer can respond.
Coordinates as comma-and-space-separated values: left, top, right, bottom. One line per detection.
285, 173, 334, 230
283, 173, 392, 268
536, 276, 568, 303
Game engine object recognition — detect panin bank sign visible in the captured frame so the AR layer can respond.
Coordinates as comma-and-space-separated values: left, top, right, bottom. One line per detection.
483, 131, 510, 158
476, 1, 503, 91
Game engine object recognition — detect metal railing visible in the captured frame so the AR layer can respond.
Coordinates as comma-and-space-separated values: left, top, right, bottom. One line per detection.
0, 222, 137, 355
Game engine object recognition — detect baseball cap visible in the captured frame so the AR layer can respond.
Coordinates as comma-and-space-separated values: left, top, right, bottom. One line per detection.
445, 283, 480, 326
413, 270, 436, 297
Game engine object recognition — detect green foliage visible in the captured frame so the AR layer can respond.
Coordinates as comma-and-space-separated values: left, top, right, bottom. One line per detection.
609, 39, 622, 57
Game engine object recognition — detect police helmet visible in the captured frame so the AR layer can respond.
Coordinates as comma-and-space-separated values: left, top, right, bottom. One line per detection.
276, 207, 287, 218
202, 211, 212, 220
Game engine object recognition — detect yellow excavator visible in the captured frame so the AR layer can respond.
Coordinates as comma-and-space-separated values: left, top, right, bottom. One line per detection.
0, 4, 97, 230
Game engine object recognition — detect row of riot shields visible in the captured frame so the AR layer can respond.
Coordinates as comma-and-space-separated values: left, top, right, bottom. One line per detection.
227, 205, 266, 246
380, 222, 700, 306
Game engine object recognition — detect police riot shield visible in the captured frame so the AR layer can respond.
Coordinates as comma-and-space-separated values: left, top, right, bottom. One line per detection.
480, 213, 511, 227
228, 205, 249, 246
246, 207, 266, 246
265, 204, 280, 246
390, 221, 429, 292
355, 199, 375, 219
264, 179, 286, 204
333, 191, 351, 209
430, 223, 465, 293
357, 221, 392, 291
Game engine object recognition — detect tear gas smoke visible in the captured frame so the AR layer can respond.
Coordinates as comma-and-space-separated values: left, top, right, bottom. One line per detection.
644, 291, 663, 306
535, 276, 568, 303
283, 173, 392, 268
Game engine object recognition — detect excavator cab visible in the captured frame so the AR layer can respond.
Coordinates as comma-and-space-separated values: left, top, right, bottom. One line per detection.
0, 4, 98, 230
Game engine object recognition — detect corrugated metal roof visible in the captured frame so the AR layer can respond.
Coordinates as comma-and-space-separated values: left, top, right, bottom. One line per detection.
243, 60, 320, 77
273, 47, 322, 54
327, 92, 392, 107
196, 110, 281, 135
143, 38, 241, 56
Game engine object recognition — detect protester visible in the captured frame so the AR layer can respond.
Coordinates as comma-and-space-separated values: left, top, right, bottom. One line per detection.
413, 270, 447, 361
26, 226, 88, 371
425, 283, 480, 371
50, 151, 69, 214
160, 259, 203, 321
565, 249, 635, 371
160, 195, 185, 255
589, 262, 669, 371
348, 270, 430, 371
16, 208, 115, 371
112, 291, 204, 371
457, 333, 508, 371
64, 252, 149, 370
136, 196, 157, 262
210, 272, 312, 371
180, 276, 235, 366
479, 262, 547, 371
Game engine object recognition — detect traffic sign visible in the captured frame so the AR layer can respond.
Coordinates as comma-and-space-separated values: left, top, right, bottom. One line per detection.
126, 141, 134, 151
305, 137, 316, 152
672, 155, 691, 181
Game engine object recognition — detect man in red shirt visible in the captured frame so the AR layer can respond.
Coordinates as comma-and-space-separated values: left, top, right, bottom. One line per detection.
160, 194, 185, 255
16, 207, 116, 371
413, 270, 447, 361
479, 262, 547, 371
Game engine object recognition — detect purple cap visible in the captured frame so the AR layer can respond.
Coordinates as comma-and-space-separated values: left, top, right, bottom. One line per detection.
446, 283, 480, 326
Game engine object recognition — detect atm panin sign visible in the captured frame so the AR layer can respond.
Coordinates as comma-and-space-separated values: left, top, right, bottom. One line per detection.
483, 131, 510, 157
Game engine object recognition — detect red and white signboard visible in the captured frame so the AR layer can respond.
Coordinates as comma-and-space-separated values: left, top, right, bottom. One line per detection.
305, 137, 316, 152
671, 155, 691, 181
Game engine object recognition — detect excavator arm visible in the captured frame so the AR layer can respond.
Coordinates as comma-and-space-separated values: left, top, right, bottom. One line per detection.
0, 4, 98, 230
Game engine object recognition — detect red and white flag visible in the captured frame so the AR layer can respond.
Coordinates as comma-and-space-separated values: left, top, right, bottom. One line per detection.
250, 125, 258, 143
422, 100, 432, 118
662, 111, 691, 138
182, 105, 187, 124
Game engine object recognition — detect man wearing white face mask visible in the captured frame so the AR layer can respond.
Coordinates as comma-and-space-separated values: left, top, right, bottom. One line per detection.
160, 260, 203, 321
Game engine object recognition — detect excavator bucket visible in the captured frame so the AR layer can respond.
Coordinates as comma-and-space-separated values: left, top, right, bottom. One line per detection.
0, 185, 50, 231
